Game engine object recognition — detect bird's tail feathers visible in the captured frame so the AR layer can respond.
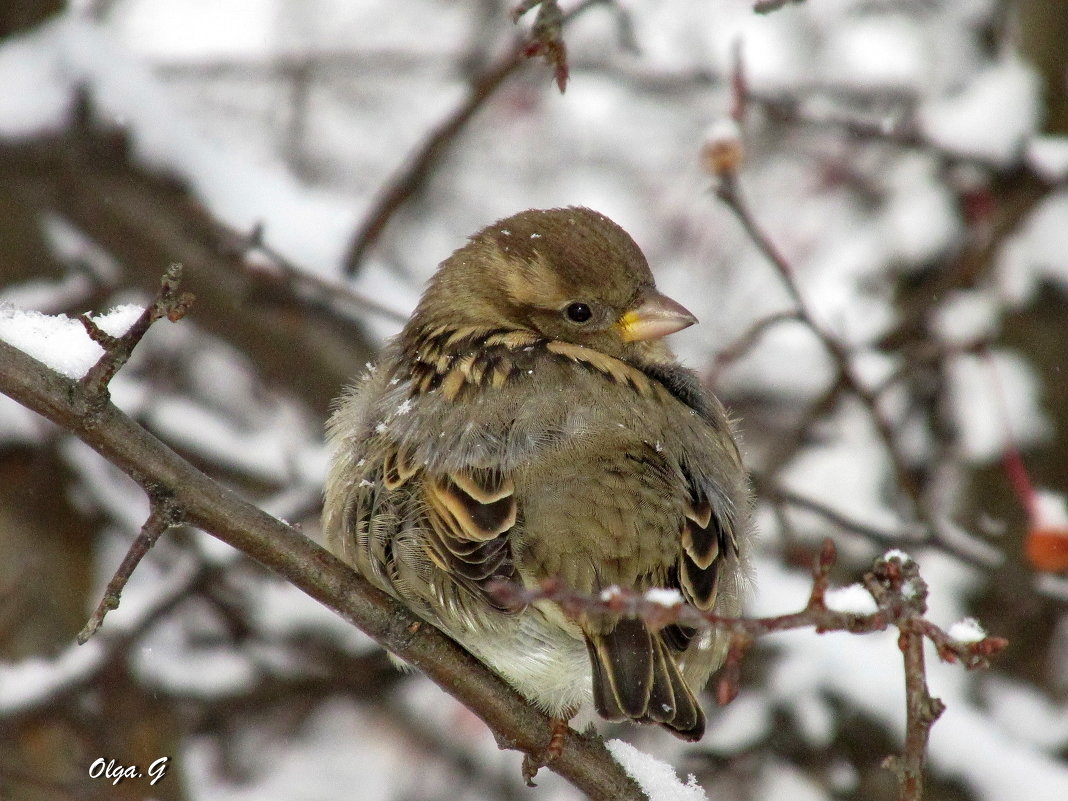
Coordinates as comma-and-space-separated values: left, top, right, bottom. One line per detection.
585, 617, 705, 741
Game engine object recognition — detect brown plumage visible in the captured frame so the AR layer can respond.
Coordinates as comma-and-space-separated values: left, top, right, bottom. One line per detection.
324, 207, 751, 740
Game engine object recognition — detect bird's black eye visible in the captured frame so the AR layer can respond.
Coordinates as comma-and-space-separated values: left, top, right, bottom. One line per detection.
565, 302, 593, 323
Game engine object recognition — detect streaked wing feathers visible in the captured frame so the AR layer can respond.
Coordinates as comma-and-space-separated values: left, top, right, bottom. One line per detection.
374, 443, 519, 593
677, 482, 740, 612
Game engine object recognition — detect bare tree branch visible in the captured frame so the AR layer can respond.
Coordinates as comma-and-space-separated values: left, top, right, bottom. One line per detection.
342, 0, 612, 275
76, 498, 183, 644
0, 338, 645, 801
492, 541, 1007, 798
715, 171, 931, 524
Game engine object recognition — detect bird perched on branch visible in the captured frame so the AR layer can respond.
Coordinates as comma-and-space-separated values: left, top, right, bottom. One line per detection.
324, 207, 750, 743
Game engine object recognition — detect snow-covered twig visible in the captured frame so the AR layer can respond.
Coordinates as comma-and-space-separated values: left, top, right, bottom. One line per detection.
77, 263, 193, 411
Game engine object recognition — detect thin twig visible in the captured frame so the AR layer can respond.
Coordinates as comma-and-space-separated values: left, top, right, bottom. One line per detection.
239, 223, 409, 324
490, 539, 1007, 787
342, 0, 610, 275
78, 263, 194, 409
489, 541, 1005, 664
704, 310, 799, 387
77, 497, 184, 644
714, 171, 936, 536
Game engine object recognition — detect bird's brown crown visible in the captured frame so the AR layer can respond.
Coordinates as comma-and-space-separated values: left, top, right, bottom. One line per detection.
405, 207, 678, 362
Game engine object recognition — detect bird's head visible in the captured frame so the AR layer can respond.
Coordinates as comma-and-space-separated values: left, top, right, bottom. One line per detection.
410, 207, 696, 362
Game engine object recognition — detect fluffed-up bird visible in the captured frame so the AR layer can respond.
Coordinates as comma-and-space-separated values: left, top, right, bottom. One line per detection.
324, 206, 751, 742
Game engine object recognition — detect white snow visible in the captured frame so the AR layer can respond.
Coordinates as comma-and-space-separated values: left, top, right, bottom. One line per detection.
779, 399, 903, 537
134, 615, 257, 696
0, 23, 72, 135
947, 617, 987, 643
645, 588, 684, 607
820, 15, 927, 92
824, 584, 878, 615
0, 16, 359, 276
252, 580, 376, 652
702, 691, 771, 753
879, 156, 961, 266
1026, 135, 1068, 182
984, 676, 1068, 751
606, 739, 708, 801
0, 303, 143, 378
182, 699, 400, 801
0, 639, 106, 713
0, 273, 96, 315
933, 289, 1001, 345
946, 350, 1050, 462
145, 395, 319, 485
755, 759, 830, 801
998, 189, 1068, 304
0, 395, 41, 445
62, 437, 150, 532
717, 318, 836, 401
920, 58, 1040, 165
111, 0, 279, 61
1033, 490, 1068, 529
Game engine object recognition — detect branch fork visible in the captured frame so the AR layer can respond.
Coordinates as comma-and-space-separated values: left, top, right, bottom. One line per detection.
77, 263, 194, 416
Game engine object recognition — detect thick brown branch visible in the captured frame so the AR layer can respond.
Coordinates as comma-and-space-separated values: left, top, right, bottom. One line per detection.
0, 339, 644, 801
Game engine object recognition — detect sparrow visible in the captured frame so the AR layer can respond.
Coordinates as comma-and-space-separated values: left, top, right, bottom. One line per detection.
323, 207, 750, 741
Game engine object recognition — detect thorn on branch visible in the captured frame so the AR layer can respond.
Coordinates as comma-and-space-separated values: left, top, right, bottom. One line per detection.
77, 497, 185, 644
513, 0, 570, 93
715, 633, 750, 705
79, 264, 194, 409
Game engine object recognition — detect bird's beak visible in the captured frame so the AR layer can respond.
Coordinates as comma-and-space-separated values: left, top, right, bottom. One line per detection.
617, 290, 698, 342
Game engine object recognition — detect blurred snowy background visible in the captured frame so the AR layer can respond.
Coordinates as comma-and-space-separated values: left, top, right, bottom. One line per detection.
1, 0, 1068, 799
